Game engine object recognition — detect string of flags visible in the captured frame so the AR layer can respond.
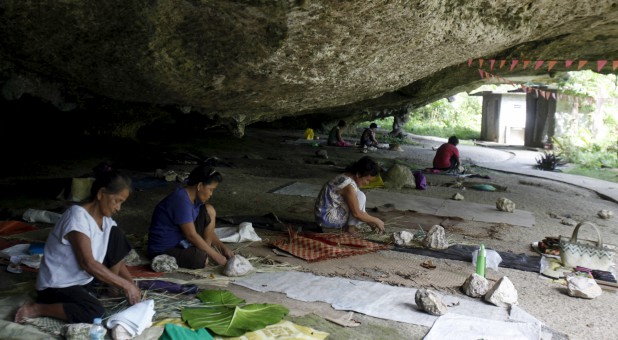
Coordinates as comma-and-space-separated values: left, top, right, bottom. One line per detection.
468, 58, 618, 73
476, 69, 617, 105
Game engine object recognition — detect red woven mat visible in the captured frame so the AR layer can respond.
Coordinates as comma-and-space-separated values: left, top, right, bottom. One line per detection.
128, 265, 165, 278
0, 220, 38, 237
271, 230, 392, 262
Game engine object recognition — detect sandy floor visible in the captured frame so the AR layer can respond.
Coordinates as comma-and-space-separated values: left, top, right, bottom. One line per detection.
1, 127, 617, 339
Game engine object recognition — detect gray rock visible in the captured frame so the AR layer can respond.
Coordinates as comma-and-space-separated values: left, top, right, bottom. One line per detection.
452, 192, 464, 200
484, 276, 518, 307
315, 149, 328, 159
566, 275, 602, 299
151, 254, 179, 272
496, 197, 515, 212
461, 273, 490, 298
223, 255, 255, 277
561, 218, 578, 226
423, 225, 449, 250
415, 289, 448, 316
597, 209, 613, 219
61, 323, 91, 340
383, 164, 415, 189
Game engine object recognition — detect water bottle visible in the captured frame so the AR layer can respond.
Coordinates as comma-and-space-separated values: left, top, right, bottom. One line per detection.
89, 317, 107, 340
476, 244, 486, 277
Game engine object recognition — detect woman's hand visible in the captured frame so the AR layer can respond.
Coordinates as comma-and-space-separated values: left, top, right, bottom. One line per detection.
372, 219, 385, 234
123, 281, 142, 305
223, 247, 235, 259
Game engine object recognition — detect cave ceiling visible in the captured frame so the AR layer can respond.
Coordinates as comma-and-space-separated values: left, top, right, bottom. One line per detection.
1, 1, 617, 137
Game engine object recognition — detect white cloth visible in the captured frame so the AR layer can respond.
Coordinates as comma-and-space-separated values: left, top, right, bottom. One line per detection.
233, 271, 543, 328
215, 222, 262, 243
423, 313, 541, 340
36, 205, 115, 290
0, 244, 42, 269
106, 299, 155, 337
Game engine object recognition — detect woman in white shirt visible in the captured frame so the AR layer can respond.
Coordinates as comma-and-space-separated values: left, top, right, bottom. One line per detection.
14, 163, 141, 324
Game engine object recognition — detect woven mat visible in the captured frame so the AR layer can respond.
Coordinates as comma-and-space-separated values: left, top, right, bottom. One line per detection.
270, 230, 392, 262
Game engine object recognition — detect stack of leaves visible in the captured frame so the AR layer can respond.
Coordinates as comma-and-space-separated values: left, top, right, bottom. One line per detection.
181, 290, 289, 337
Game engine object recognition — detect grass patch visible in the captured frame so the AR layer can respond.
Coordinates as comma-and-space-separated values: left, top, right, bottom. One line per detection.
563, 165, 618, 184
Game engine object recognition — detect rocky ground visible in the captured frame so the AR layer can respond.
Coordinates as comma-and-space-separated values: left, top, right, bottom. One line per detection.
1, 126, 617, 339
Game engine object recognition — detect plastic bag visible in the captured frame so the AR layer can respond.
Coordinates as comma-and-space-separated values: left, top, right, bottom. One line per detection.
472, 248, 503, 271
414, 171, 427, 190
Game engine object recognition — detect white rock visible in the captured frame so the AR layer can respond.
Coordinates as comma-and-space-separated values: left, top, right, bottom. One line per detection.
566, 275, 602, 299
597, 209, 613, 219
223, 255, 255, 277
392, 231, 415, 246
415, 289, 448, 316
496, 197, 515, 212
151, 254, 178, 272
423, 225, 449, 250
484, 276, 518, 307
452, 193, 464, 200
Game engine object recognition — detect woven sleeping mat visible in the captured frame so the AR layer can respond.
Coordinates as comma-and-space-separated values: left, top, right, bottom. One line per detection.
270, 230, 392, 262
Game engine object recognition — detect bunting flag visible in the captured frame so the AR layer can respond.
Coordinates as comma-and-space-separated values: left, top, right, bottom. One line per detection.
478, 69, 601, 103
597, 60, 607, 72
468, 58, 617, 73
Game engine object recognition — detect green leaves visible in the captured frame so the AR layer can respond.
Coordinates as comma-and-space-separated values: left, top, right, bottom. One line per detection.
181, 290, 289, 337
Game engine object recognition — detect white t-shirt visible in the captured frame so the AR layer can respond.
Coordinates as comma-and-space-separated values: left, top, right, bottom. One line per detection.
36, 205, 115, 290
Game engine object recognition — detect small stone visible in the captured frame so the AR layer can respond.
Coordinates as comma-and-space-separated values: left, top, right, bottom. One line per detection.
423, 225, 449, 250
151, 254, 178, 272
452, 193, 464, 200
496, 197, 515, 212
597, 209, 613, 219
561, 218, 578, 226
461, 273, 490, 298
415, 289, 448, 316
223, 255, 255, 277
392, 231, 415, 246
61, 323, 91, 340
315, 149, 328, 159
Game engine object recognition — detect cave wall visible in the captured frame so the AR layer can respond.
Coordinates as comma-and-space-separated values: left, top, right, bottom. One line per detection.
1, 1, 617, 137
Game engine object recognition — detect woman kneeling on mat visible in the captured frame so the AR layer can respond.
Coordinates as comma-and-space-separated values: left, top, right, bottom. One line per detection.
314, 156, 385, 235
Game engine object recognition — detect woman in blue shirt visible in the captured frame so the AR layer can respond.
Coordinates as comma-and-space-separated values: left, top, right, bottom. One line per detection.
148, 165, 234, 268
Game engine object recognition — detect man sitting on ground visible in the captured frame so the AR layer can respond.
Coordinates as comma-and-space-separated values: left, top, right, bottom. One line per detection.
432, 136, 464, 173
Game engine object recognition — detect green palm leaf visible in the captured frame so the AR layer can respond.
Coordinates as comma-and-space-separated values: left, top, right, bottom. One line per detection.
182, 290, 289, 337
196, 289, 245, 307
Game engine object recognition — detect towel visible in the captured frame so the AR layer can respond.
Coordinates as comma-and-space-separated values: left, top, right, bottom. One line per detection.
106, 299, 155, 337
215, 222, 262, 243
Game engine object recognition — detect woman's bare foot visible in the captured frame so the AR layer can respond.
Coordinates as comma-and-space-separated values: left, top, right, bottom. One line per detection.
14, 303, 38, 323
